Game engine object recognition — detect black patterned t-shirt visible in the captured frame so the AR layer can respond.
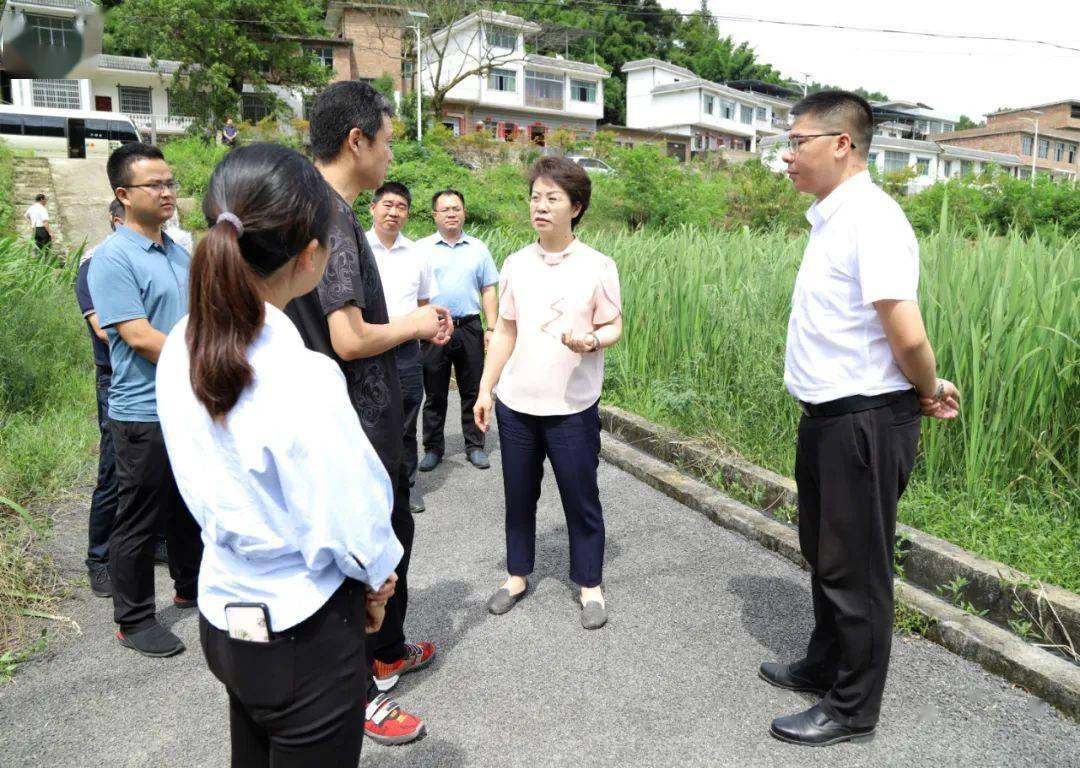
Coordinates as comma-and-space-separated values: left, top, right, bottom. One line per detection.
285, 187, 403, 475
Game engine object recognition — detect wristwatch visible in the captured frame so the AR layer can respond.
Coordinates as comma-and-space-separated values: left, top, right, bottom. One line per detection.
586, 332, 600, 351
932, 379, 944, 402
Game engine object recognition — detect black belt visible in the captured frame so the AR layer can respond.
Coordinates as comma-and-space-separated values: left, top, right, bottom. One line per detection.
799, 389, 913, 418
452, 314, 480, 328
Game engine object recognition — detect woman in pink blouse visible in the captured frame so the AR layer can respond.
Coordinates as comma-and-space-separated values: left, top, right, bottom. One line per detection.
474, 157, 622, 630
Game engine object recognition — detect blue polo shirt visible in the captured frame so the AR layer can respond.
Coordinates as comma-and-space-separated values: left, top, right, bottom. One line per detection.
414, 232, 498, 318
87, 225, 190, 422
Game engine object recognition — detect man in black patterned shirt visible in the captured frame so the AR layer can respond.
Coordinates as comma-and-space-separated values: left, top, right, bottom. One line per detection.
285, 81, 452, 747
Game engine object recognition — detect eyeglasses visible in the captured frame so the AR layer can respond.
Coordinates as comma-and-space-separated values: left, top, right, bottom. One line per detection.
786, 133, 856, 155
125, 181, 181, 195
434, 206, 463, 214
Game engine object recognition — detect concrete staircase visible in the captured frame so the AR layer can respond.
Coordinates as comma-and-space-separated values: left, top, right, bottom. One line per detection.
12, 157, 66, 250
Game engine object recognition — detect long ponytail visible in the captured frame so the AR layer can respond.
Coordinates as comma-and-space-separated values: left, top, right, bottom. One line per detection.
186, 220, 263, 421
183, 143, 332, 422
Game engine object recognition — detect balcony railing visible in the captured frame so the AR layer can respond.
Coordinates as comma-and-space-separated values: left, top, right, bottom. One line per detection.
524, 94, 564, 111
127, 113, 196, 134
771, 116, 791, 129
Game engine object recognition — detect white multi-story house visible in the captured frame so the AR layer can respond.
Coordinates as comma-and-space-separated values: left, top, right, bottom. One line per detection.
760, 133, 1023, 193
419, 11, 608, 144
1, 0, 404, 144
622, 58, 791, 155
873, 100, 959, 141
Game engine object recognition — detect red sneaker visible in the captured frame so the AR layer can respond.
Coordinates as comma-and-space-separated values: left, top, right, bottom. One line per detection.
364, 694, 426, 746
372, 642, 436, 692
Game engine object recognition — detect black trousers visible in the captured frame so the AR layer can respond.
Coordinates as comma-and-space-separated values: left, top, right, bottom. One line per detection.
33, 226, 51, 250
199, 579, 368, 768
109, 420, 203, 632
421, 316, 485, 456
496, 399, 605, 588
396, 341, 423, 485
87, 371, 118, 571
367, 463, 414, 667
794, 390, 921, 728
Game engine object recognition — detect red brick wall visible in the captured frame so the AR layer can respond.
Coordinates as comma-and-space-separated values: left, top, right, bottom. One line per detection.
338, 7, 404, 91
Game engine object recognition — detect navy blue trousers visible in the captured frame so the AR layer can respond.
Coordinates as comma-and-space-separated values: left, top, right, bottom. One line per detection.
87, 370, 118, 572
496, 399, 605, 588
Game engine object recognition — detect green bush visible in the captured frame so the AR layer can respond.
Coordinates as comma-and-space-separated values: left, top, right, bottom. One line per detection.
161, 136, 229, 202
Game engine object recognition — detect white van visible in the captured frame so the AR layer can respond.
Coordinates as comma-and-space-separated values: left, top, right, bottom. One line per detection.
0, 105, 141, 158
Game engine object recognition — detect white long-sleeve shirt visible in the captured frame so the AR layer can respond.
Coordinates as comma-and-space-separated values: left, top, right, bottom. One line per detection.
156, 303, 403, 632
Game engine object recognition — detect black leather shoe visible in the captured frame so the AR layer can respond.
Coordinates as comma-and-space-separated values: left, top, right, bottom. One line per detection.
758, 661, 831, 697
418, 452, 442, 472
769, 704, 875, 747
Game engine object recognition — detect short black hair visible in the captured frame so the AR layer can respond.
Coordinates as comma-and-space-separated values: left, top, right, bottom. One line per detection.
373, 181, 411, 208
309, 81, 394, 162
790, 90, 874, 158
34, 193, 46, 202
108, 198, 125, 220
431, 189, 465, 210
107, 142, 166, 190
528, 156, 591, 230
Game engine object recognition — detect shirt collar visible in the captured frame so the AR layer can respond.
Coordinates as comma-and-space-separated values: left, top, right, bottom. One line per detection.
805, 170, 872, 228
367, 229, 412, 252
115, 223, 174, 253
435, 231, 471, 248
262, 303, 305, 347
535, 237, 577, 266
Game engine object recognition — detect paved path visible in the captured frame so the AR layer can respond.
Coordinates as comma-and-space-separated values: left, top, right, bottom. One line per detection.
48, 157, 115, 252
1, 394, 1077, 767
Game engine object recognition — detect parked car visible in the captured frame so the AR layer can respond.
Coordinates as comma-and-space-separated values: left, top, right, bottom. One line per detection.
567, 155, 614, 174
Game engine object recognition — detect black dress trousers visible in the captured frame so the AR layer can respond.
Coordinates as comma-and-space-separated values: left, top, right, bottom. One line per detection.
421, 316, 485, 456
794, 390, 921, 728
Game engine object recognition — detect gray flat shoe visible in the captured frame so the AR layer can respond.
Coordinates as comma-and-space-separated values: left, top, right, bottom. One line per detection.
580, 600, 608, 630
487, 582, 527, 615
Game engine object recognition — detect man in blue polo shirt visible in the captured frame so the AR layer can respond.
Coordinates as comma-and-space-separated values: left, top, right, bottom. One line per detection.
88, 143, 202, 658
414, 189, 499, 473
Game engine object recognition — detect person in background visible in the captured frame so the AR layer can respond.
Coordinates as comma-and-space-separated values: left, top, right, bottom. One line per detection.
164, 209, 194, 254
474, 156, 622, 630
25, 193, 51, 250
220, 117, 239, 149
414, 190, 499, 473
74, 198, 125, 599
87, 143, 203, 658
365, 181, 438, 513
285, 80, 450, 747
157, 142, 402, 767
759, 90, 961, 747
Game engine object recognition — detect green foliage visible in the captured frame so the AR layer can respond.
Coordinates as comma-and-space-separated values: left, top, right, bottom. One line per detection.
109, 0, 331, 129
0, 142, 13, 230
161, 136, 229, 202
957, 115, 982, 130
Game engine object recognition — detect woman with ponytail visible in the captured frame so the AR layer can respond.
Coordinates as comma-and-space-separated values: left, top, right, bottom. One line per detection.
156, 143, 402, 767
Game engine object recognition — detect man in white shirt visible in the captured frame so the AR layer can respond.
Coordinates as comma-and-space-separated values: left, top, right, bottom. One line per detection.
366, 181, 437, 511
759, 90, 961, 747
25, 193, 51, 250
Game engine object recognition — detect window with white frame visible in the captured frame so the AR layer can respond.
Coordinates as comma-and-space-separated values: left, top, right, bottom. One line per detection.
31, 79, 81, 110
883, 150, 909, 173
1022, 135, 1034, 155
868, 152, 878, 167
739, 104, 754, 124
305, 46, 335, 70
524, 70, 564, 110
1054, 142, 1065, 161
960, 160, 974, 176
755, 106, 766, 121
27, 13, 77, 48
488, 68, 516, 92
1037, 138, 1049, 159
570, 79, 597, 103
486, 25, 518, 50
916, 157, 931, 176
942, 160, 952, 177
119, 86, 152, 115
721, 100, 735, 119
703, 95, 714, 114
1069, 144, 1077, 164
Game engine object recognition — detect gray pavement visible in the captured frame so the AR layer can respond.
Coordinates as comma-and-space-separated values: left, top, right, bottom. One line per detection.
1, 392, 1077, 768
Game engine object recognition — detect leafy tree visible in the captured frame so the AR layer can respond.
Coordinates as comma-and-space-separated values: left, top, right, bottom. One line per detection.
109, 0, 331, 129
957, 115, 983, 130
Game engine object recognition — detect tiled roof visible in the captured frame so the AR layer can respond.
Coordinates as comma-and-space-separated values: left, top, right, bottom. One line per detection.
651, 79, 768, 106
524, 54, 608, 77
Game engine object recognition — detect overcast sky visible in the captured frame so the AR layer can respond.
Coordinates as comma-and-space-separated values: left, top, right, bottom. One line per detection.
661, 1, 1080, 119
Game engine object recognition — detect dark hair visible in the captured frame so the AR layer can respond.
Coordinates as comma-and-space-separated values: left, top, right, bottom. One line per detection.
373, 181, 411, 208
107, 142, 166, 190
309, 81, 394, 162
791, 90, 874, 159
34, 193, 46, 202
187, 143, 332, 421
431, 188, 465, 210
528, 157, 591, 230
108, 198, 125, 220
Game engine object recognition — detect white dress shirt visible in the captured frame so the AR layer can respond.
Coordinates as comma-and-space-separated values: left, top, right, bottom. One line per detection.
25, 202, 48, 228
156, 304, 403, 632
365, 229, 438, 318
784, 171, 919, 404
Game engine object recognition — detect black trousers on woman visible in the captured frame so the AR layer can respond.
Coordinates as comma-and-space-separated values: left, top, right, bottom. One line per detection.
200, 579, 368, 768
794, 389, 921, 729
496, 399, 605, 588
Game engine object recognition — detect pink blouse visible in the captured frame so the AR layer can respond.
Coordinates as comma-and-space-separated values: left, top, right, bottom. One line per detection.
495, 239, 622, 416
